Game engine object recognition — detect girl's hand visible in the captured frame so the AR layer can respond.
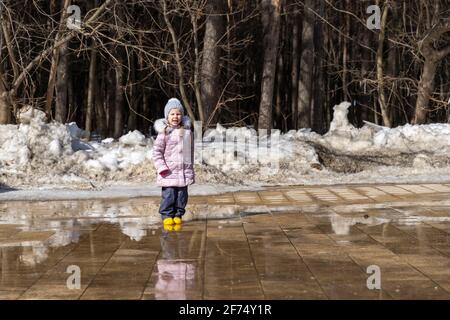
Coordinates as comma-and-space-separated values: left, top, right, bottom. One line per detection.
160, 169, 170, 177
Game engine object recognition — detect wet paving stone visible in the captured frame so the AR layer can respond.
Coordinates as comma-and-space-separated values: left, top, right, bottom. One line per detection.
233, 192, 263, 205
303, 188, 343, 203
257, 191, 291, 205
328, 187, 372, 203
283, 190, 314, 204
396, 185, 435, 194
353, 186, 399, 202
421, 184, 450, 193
1, 183, 450, 299
375, 186, 414, 197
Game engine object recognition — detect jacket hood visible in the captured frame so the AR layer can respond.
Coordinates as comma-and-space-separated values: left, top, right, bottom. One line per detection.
154, 116, 192, 134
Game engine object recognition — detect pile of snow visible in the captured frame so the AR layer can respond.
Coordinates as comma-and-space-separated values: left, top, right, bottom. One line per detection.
0, 107, 156, 187
0, 107, 73, 171
119, 130, 147, 146
295, 102, 450, 172
199, 123, 322, 184
309, 101, 450, 156
2, 102, 450, 189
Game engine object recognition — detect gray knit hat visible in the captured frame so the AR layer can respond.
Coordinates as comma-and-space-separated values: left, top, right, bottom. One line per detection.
164, 98, 184, 119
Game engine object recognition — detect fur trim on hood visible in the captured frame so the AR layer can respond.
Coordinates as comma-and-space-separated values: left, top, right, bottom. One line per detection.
154, 116, 192, 134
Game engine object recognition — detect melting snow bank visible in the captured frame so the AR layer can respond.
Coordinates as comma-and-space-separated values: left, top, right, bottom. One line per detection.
303, 102, 450, 172
2, 102, 450, 195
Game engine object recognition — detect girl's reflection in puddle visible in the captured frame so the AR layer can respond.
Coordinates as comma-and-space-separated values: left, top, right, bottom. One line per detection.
155, 226, 196, 300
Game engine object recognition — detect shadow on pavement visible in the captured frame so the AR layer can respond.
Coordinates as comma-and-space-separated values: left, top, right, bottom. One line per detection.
0, 182, 17, 193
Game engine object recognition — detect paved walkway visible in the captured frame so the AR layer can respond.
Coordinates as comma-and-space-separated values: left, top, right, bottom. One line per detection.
0, 183, 449, 299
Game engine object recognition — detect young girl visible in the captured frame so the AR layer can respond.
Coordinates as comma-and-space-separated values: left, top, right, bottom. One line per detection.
152, 98, 195, 227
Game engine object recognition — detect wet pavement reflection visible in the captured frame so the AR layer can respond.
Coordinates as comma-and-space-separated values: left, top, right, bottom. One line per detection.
0, 183, 449, 299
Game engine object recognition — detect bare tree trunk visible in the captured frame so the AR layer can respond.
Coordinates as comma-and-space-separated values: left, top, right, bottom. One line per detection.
444, 65, 450, 123
142, 88, 149, 128
106, 65, 116, 137
312, 0, 325, 133
414, 59, 438, 124
45, 0, 71, 118
275, 49, 284, 129
297, 0, 314, 129
258, 0, 281, 130
224, 0, 238, 117
1, 10, 19, 118
413, 20, 450, 124
200, 0, 225, 126
137, 37, 149, 132
342, 0, 350, 102
387, 40, 398, 125
0, 24, 11, 124
127, 54, 137, 132
95, 70, 106, 138
290, 6, 299, 130
376, 0, 392, 127
324, 21, 332, 130
192, 10, 204, 125
85, 45, 97, 134
85, 0, 99, 134
55, 42, 68, 123
113, 57, 124, 139
0, 71, 11, 124
67, 70, 74, 122
387, 1, 400, 125
275, 4, 285, 129
359, 4, 373, 125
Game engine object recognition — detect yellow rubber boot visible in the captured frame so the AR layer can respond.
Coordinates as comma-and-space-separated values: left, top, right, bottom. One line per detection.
163, 217, 174, 225
163, 224, 174, 231
173, 217, 182, 224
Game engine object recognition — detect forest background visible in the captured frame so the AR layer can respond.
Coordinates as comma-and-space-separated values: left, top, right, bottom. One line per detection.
0, 0, 449, 139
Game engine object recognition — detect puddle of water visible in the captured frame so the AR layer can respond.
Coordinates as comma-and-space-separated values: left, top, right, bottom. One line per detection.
307, 206, 450, 236
0, 198, 209, 299
0, 199, 243, 278
1, 195, 449, 299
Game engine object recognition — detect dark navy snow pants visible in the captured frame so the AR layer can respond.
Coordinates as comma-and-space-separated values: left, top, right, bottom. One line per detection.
159, 186, 188, 218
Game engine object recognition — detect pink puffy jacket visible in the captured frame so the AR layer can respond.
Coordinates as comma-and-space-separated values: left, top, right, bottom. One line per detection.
152, 116, 195, 187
